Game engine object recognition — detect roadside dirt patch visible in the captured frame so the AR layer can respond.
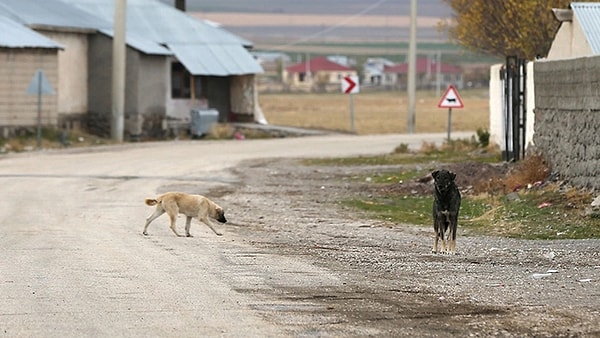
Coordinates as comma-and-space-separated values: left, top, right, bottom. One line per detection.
217, 158, 600, 337
378, 161, 512, 196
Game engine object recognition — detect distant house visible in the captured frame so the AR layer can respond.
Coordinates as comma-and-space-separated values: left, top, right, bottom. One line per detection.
382, 57, 463, 90
547, 2, 600, 59
363, 57, 396, 86
0, 0, 263, 139
283, 56, 357, 92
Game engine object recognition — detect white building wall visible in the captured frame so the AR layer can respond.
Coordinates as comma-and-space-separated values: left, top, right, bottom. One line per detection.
547, 17, 593, 60
40, 31, 89, 116
489, 64, 504, 148
488, 62, 535, 150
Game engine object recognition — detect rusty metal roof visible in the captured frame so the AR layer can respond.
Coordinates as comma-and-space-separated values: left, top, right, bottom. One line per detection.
572, 2, 600, 54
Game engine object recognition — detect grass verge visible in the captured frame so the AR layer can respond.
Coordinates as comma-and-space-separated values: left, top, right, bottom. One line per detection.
322, 142, 599, 240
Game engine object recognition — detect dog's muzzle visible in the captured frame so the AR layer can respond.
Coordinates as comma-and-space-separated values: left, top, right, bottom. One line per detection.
217, 215, 227, 223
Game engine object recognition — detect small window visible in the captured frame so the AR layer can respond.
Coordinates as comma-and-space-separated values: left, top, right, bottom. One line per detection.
171, 62, 191, 98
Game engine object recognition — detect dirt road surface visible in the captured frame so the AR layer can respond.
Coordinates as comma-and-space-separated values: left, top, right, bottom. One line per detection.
1, 132, 598, 337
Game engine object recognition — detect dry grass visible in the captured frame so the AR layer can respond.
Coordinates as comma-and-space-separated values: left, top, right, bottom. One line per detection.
259, 89, 489, 134
475, 153, 551, 196
503, 153, 551, 191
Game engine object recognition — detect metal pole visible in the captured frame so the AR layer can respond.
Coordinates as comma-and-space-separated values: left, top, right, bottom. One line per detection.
447, 108, 452, 142
406, 0, 417, 133
36, 71, 42, 149
350, 94, 355, 133
436, 50, 441, 98
111, 0, 127, 142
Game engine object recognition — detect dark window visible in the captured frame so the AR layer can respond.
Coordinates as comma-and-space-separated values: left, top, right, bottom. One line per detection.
171, 62, 191, 98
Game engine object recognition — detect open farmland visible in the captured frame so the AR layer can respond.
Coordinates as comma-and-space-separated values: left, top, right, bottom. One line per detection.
193, 12, 446, 46
259, 90, 489, 134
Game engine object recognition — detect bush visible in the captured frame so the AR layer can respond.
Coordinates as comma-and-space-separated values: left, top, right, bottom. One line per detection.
476, 128, 490, 148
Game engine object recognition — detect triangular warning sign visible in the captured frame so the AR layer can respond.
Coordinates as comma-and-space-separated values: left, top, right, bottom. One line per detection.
437, 84, 463, 108
26, 69, 55, 95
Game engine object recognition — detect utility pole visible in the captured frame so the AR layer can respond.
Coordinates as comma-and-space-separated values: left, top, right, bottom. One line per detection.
175, 0, 185, 11
406, 0, 417, 134
111, 0, 126, 142
436, 50, 442, 98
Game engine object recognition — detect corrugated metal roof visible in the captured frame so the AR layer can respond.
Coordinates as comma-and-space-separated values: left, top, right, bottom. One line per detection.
0, 0, 171, 56
99, 28, 172, 56
0, 0, 261, 74
63, 0, 262, 75
572, 2, 600, 54
0, 0, 110, 31
0, 16, 63, 49
168, 43, 263, 76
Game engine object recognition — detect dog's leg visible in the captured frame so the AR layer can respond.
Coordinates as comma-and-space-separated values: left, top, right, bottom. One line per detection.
167, 211, 183, 237
440, 231, 447, 254
432, 217, 443, 254
200, 217, 223, 236
185, 216, 193, 237
448, 220, 457, 254
143, 208, 165, 235
441, 210, 453, 254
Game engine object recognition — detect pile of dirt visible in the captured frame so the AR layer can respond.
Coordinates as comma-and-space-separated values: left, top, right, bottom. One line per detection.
378, 162, 512, 196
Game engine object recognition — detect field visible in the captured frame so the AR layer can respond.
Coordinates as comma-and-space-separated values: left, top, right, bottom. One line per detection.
259, 89, 490, 134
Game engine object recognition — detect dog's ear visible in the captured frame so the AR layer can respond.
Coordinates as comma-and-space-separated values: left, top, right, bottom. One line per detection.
450, 171, 456, 180
431, 170, 439, 179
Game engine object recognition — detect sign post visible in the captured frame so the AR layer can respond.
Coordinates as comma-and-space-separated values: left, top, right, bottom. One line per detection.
341, 75, 359, 133
26, 69, 55, 149
437, 84, 464, 141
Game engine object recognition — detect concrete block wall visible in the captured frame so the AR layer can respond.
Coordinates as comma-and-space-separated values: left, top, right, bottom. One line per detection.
533, 55, 600, 189
0, 49, 59, 129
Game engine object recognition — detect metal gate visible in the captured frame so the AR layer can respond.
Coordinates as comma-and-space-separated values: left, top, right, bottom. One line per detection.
501, 56, 527, 162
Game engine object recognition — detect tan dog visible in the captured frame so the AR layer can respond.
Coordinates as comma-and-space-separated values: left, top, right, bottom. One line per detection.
143, 192, 227, 237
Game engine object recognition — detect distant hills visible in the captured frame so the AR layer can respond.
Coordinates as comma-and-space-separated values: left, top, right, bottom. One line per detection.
158, 0, 452, 17
159, 0, 457, 52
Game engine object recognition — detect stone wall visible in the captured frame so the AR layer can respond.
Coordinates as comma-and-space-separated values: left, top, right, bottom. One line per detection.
533, 56, 600, 189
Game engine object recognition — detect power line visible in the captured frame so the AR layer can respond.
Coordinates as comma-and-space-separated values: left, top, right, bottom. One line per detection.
269, 0, 389, 51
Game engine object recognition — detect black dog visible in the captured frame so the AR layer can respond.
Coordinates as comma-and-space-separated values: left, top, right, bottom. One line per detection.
431, 169, 461, 254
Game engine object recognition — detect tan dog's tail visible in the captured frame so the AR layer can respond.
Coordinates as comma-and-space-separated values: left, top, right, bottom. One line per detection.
145, 198, 158, 206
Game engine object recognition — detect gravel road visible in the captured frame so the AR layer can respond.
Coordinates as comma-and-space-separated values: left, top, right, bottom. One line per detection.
0, 133, 598, 337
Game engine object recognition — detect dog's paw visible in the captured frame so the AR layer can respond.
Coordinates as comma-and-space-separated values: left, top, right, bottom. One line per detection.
142, 231, 148, 236
186, 234, 193, 238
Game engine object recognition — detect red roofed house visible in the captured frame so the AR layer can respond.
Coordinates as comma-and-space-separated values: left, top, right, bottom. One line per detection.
383, 57, 463, 90
284, 56, 358, 92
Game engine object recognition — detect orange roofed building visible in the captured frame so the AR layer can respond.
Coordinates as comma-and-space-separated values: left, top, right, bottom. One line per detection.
283, 56, 358, 92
